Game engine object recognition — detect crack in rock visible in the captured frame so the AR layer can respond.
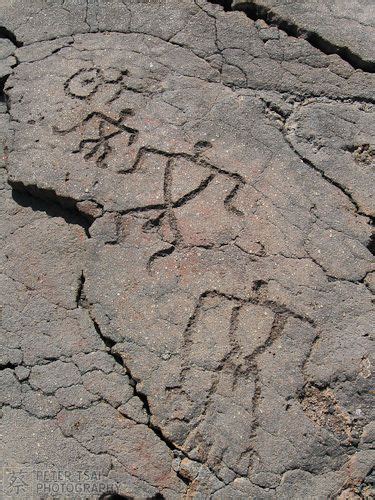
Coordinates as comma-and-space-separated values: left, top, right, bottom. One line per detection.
9, 180, 95, 237
209, 0, 375, 72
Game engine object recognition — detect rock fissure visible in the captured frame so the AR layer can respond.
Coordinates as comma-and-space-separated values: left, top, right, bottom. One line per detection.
9, 180, 95, 237
76, 280, 198, 488
207, 0, 375, 72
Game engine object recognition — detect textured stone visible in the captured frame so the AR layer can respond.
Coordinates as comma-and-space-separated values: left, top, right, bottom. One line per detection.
0, 0, 374, 498
233, 0, 375, 71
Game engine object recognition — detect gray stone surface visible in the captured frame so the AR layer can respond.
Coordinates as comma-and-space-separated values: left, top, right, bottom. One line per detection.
0, 0, 374, 498
232, 0, 375, 71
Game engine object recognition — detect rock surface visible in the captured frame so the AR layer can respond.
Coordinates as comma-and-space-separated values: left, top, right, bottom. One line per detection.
0, 0, 374, 498
232, 0, 375, 71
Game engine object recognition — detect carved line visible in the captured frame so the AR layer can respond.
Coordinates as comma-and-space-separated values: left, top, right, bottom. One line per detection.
179, 289, 315, 470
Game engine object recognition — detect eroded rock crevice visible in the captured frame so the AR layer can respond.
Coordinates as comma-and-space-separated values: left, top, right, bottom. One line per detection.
208, 0, 375, 72
9, 181, 95, 237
